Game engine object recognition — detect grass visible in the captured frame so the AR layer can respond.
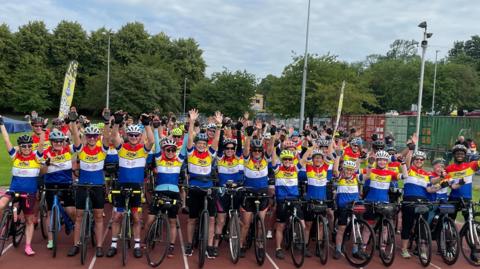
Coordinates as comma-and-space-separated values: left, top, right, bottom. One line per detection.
0, 132, 28, 186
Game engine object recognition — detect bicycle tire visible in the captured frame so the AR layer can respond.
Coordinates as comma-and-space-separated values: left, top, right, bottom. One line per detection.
378, 218, 396, 267
343, 218, 375, 267
254, 213, 266, 266
146, 214, 170, 267
417, 217, 432, 267
80, 210, 90, 265
52, 206, 59, 258
460, 220, 480, 266
121, 213, 130, 266
228, 211, 241, 264
0, 211, 12, 256
13, 218, 25, 247
316, 215, 329, 265
198, 210, 209, 268
39, 192, 48, 240
438, 217, 459, 265
245, 223, 254, 250
290, 216, 305, 268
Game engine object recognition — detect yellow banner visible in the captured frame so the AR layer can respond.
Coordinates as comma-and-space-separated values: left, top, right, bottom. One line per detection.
58, 60, 79, 119
333, 80, 346, 134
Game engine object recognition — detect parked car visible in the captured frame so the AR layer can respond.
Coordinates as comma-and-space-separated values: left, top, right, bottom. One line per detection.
466, 110, 480, 116
399, 111, 417, 115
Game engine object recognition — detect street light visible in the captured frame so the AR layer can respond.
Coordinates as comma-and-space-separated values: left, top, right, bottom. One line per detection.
415, 21, 433, 152
431, 50, 440, 115
102, 31, 111, 109
299, 0, 311, 132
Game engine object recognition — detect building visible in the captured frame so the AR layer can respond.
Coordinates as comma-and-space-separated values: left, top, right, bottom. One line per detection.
251, 93, 265, 112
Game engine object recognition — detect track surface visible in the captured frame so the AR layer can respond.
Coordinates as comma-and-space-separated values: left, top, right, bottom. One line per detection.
1, 202, 477, 269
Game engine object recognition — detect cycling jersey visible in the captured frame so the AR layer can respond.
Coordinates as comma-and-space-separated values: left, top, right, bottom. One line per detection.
75, 144, 107, 185
336, 175, 360, 208
387, 161, 401, 173
403, 166, 431, 199
446, 160, 479, 199
274, 163, 301, 200
187, 147, 216, 188
243, 156, 270, 190
118, 143, 149, 184
8, 148, 43, 194
154, 152, 185, 192
105, 144, 119, 164
304, 163, 329, 200
216, 154, 244, 186
343, 146, 360, 162
43, 145, 74, 184
364, 168, 398, 202
32, 130, 50, 152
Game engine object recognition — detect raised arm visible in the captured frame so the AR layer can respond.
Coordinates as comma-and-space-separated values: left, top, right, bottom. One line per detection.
112, 111, 125, 148
69, 112, 82, 149
210, 111, 223, 151
140, 113, 154, 151
0, 116, 13, 152
299, 146, 313, 167
187, 109, 199, 149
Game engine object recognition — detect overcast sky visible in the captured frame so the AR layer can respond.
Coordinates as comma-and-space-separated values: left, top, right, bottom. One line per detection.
1, 0, 478, 78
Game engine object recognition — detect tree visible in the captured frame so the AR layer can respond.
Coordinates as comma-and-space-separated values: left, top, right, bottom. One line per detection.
112, 22, 150, 65
0, 24, 15, 110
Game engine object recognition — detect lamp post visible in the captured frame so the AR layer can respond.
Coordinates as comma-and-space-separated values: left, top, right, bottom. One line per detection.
104, 33, 111, 109
431, 49, 439, 115
415, 21, 433, 152
299, 0, 311, 132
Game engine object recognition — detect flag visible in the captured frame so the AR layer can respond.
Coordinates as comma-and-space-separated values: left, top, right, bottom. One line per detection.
58, 60, 79, 119
333, 80, 346, 134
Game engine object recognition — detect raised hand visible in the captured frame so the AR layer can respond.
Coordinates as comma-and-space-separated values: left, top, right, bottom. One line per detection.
214, 111, 223, 124
189, 109, 199, 122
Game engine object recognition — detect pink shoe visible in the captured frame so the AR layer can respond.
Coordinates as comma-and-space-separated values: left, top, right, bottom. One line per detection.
25, 245, 36, 256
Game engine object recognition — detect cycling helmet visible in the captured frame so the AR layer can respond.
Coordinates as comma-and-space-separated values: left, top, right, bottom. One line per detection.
223, 138, 237, 147
316, 139, 330, 147
250, 139, 263, 150
312, 150, 324, 158
194, 133, 208, 143
280, 150, 295, 160
52, 118, 63, 126
386, 146, 397, 154
17, 135, 33, 145
263, 133, 272, 140
126, 125, 142, 134
283, 140, 296, 149
291, 130, 300, 137
432, 158, 446, 166
161, 138, 177, 149
343, 160, 357, 170
49, 130, 65, 141
412, 151, 427, 160
31, 117, 44, 125
372, 140, 385, 150
85, 126, 100, 135
207, 123, 216, 130
350, 137, 362, 146
452, 144, 467, 154
171, 128, 183, 137
375, 150, 390, 160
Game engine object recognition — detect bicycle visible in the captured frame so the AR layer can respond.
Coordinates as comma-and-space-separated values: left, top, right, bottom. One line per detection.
75, 184, 99, 265
243, 190, 269, 266
429, 201, 459, 265
0, 192, 28, 256
281, 199, 306, 268
145, 193, 179, 267
38, 185, 49, 240
110, 187, 142, 266
403, 200, 433, 267
370, 202, 397, 266
342, 201, 376, 268
458, 198, 480, 266
45, 186, 74, 258
306, 200, 330, 265
388, 187, 403, 233
219, 180, 243, 264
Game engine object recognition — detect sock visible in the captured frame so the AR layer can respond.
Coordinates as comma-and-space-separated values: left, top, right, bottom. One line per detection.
336, 245, 341, 252
111, 238, 118, 248
134, 239, 141, 249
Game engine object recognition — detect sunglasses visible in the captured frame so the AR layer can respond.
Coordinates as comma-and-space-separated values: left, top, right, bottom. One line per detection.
86, 134, 99, 139
51, 140, 64, 144
415, 158, 425, 161
165, 148, 176, 153
225, 147, 235, 150
173, 136, 182, 139
128, 133, 141, 138
282, 158, 293, 161
20, 144, 32, 149
253, 149, 263, 153
33, 125, 43, 128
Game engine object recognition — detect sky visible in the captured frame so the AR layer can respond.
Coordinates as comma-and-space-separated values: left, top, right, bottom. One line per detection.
0, 0, 478, 79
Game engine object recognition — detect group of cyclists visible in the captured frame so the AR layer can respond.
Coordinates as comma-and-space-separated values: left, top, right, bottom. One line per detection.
0, 107, 479, 268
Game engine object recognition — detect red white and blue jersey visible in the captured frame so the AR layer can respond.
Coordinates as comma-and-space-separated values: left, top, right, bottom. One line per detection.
446, 161, 479, 199
118, 143, 149, 184
274, 164, 302, 200
187, 147, 216, 188
75, 144, 107, 185
8, 148, 43, 194
404, 166, 431, 199
336, 175, 360, 208
154, 152, 185, 192
365, 168, 398, 202
43, 145, 73, 184
304, 164, 329, 200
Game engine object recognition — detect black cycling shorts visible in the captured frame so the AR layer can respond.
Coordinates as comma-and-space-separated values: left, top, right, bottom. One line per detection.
45, 184, 75, 210
75, 185, 105, 210
149, 191, 180, 219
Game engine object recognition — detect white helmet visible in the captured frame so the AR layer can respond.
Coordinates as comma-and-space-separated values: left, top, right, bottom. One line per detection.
375, 150, 390, 160
343, 160, 357, 169
413, 151, 427, 160
84, 126, 100, 135
126, 125, 142, 134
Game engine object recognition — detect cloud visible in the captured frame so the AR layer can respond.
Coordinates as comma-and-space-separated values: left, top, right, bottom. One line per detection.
1, 0, 479, 78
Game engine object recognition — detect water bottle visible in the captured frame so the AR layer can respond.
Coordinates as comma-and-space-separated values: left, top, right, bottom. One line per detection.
13, 207, 18, 222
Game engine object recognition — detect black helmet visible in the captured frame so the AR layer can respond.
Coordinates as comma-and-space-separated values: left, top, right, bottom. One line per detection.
250, 139, 263, 150
31, 117, 44, 125
452, 144, 467, 154
223, 138, 237, 147
194, 133, 208, 143
17, 135, 33, 145
372, 140, 385, 150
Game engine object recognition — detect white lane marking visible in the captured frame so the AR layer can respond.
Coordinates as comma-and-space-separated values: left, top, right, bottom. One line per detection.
394, 244, 442, 269
1, 243, 13, 256
177, 217, 190, 269
88, 222, 110, 269
265, 252, 280, 269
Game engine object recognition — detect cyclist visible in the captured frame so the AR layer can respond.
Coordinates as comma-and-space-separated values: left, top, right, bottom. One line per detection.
273, 148, 312, 259
239, 123, 275, 257
42, 130, 76, 252
0, 116, 44, 256
107, 112, 154, 259
184, 109, 222, 259
343, 137, 362, 162
69, 111, 110, 258
332, 159, 361, 260
31, 116, 50, 152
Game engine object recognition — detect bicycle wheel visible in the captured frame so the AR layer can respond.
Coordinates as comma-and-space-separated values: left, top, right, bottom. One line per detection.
438, 217, 459, 265
0, 211, 12, 256
51, 207, 59, 258
39, 192, 48, 240
417, 218, 432, 267
146, 214, 170, 267
460, 221, 480, 266
13, 218, 25, 247
228, 212, 241, 264
290, 217, 305, 268
80, 210, 90, 265
343, 218, 375, 267
378, 218, 396, 267
121, 214, 130, 266
254, 213, 266, 266
316, 215, 329, 265
198, 211, 209, 268
245, 223, 254, 250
